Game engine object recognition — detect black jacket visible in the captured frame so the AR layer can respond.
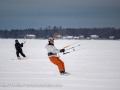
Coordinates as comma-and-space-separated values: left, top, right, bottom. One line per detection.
15, 42, 23, 51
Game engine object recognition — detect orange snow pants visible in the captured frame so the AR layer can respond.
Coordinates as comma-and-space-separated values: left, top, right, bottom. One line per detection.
49, 57, 65, 72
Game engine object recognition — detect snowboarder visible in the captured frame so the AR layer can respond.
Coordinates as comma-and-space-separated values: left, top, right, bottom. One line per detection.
45, 37, 68, 75
15, 39, 26, 59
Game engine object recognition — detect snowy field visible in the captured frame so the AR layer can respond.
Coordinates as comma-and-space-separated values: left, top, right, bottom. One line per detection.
0, 39, 120, 90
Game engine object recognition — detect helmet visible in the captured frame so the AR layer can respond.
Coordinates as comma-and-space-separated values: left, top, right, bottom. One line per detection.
48, 37, 54, 41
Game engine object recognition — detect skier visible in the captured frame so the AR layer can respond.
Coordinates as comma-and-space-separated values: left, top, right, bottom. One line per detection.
45, 37, 68, 75
15, 39, 26, 59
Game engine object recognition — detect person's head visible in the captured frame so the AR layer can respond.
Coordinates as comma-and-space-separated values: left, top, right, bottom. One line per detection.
48, 37, 54, 45
15, 39, 19, 43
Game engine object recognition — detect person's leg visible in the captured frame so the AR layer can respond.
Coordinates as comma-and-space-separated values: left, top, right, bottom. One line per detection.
49, 57, 65, 72
16, 51, 20, 59
20, 50, 26, 57
56, 57, 65, 72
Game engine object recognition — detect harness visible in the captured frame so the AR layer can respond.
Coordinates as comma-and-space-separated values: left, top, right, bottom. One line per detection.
48, 52, 57, 56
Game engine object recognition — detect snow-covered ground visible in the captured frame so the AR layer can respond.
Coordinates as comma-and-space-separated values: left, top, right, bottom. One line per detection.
0, 39, 120, 90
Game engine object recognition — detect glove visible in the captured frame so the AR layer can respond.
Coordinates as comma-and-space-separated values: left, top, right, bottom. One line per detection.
60, 49, 65, 52
21, 43, 23, 47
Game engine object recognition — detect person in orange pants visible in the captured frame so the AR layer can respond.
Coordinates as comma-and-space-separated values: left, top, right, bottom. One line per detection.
45, 37, 66, 75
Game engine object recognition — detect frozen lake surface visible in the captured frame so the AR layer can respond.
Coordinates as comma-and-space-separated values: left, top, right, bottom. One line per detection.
0, 39, 120, 90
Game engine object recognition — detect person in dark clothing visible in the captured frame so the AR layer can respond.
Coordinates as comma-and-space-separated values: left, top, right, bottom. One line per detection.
15, 40, 26, 59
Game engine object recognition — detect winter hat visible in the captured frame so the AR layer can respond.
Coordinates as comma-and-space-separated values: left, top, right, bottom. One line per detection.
15, 39, 18, 43
48, 37, 54, 41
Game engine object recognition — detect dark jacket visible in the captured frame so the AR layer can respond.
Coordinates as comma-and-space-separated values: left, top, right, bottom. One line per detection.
15, 42, 23, 51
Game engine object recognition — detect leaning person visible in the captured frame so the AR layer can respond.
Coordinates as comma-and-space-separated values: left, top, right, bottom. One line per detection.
45, 37, 68, 75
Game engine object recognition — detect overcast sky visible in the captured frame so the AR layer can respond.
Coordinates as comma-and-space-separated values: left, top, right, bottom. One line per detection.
0, 0, 120, 29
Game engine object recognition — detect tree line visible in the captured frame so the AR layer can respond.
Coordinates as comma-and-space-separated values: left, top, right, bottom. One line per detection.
0, 27, 120, 39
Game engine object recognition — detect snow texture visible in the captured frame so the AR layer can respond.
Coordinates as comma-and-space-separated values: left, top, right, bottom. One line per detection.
0, 39, 120, 90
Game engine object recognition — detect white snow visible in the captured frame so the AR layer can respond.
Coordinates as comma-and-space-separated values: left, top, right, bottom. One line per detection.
0, 39, 120, 90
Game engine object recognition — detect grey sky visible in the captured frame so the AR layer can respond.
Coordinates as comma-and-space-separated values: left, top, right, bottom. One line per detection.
0, 0, 120, 29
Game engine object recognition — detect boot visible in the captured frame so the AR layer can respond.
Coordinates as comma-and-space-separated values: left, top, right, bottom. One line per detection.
60, 71, 70, 75
17, 57, 21, 60
60, 71, 65, 75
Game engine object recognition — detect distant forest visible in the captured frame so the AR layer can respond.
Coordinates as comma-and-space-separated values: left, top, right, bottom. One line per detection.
0, 27, 120, 39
